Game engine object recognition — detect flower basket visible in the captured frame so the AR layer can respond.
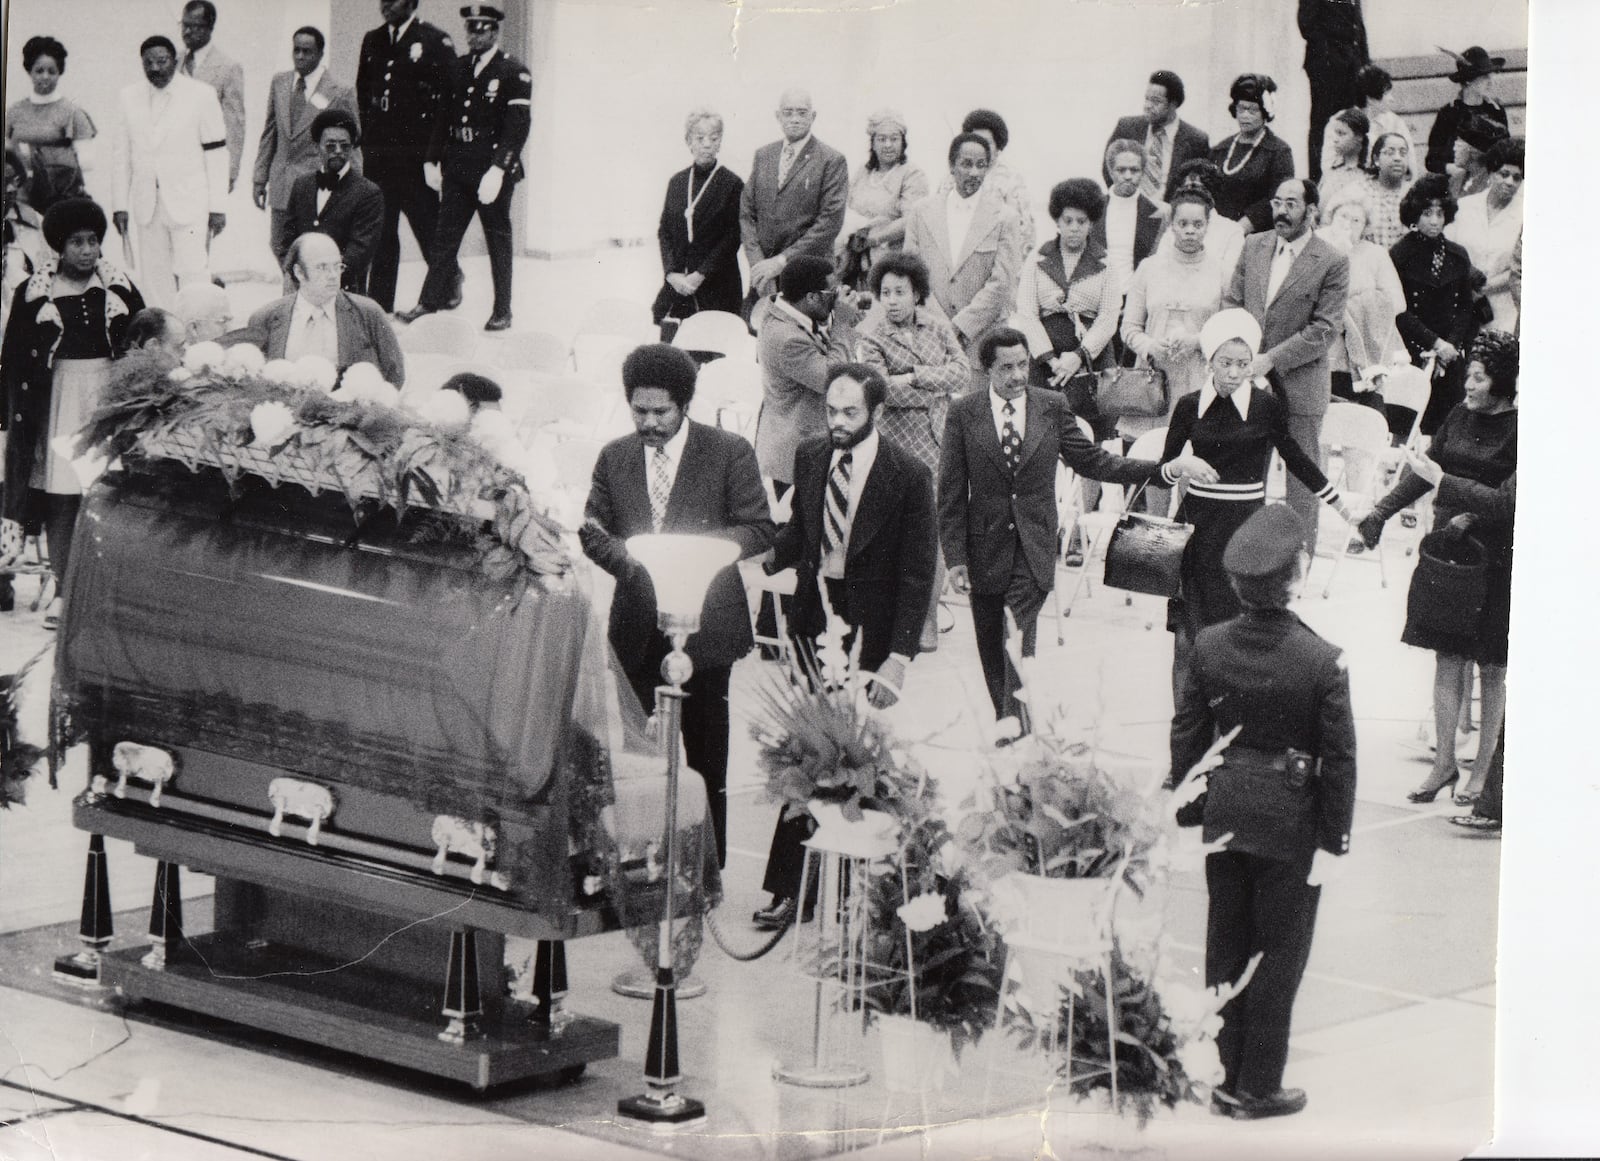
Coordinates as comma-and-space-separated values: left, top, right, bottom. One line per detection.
807, 801, 900, 860
875, 1013, 957, 1094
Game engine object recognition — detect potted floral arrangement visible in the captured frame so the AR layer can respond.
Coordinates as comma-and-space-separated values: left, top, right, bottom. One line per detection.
1, 649, 47, 809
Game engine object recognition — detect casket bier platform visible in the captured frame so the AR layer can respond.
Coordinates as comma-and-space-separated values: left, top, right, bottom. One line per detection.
55, 455, 630, 1089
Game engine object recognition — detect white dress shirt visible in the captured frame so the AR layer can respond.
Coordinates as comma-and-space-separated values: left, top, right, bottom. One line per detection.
285, 293, 339, 364
988, 388, 1025, 443
316, 163, 351, 214
778, 132, 812, 185
946, 188, 980, 263
1266, 230, 1311, 304
1103, 191, 1140, 285
821, 428, 879, 580
643, 418, 690, 500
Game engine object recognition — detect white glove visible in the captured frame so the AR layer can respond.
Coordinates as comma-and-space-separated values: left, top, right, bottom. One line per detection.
477, 166, 504, 205
423, 163, 442, 192
1306, 848, 1346, 887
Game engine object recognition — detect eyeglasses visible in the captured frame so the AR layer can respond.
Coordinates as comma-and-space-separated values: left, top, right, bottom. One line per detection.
303, 261, 345, 276
1269, 198, 1305, 209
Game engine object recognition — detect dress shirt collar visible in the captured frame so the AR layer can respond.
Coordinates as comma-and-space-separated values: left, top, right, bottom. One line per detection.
187, 42, 213, 70
1274, 229, 1311, 264
390, 16, 415, 43
830, 427, 878, 481
781, 133, 811, 159
772, 294, 819, 337
473, 45, 500, 74
1197, 381, 1251, 420
297, 64, 326, 95
649, 420, 690, 467
989, 388, 1026, 436
293, 292, 336, 326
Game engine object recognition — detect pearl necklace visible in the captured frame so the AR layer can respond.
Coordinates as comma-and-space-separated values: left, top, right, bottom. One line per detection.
1221, 133, 1264, 177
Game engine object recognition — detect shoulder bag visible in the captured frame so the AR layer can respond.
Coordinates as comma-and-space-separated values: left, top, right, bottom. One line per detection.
1095, 347, 1169, 419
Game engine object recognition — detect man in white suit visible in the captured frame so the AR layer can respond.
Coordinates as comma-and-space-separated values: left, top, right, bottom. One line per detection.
112, 36, 229, 307
253, 26, 360, 269
902, 133, 1026, 385
179, 0, 246, 193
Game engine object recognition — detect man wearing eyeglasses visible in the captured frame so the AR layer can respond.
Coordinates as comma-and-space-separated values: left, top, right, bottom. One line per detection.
225, 232, 406, 387
1223, 177, 1349, 552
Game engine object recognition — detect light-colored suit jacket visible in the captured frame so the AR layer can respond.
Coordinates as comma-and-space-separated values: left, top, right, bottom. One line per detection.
752, 296, 854, 483
185, 44, 247, 188
1224, 231, 1351, 417
254, 69, 360, 210
901, 187, 1026, 348
227, 290, 406, 387
112, 75, 230, 227
739, 136, 849, 267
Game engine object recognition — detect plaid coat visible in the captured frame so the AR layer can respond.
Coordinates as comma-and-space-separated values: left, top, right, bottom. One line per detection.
855, 307, 968, 472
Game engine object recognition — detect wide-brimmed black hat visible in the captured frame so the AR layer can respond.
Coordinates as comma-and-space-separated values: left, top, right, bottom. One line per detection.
42, 196, 107, 252
1442, 45, 1505, 84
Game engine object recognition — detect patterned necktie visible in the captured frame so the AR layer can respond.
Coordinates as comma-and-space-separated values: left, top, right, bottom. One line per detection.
1430, 240, 1446, 278
649, 447, 672, 532
1001, 401, 1022, 472
1144, 124, 1167, 201
292, 75, 309, 125
778, 142, 797, 186
822, 450, 853, 558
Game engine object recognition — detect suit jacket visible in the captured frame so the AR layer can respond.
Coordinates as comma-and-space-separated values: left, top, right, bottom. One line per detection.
285, 170, 385, 293
185, 44, 246, 188
1388, 232, 1477, 360
581, 422, 776, 677
254, 69, 361, 211
1225, 231, 1350, 416
938, 388, 1159, 594
902, 187, 1026, 346
772, 435, 938, 669
753, 297, 855, 482
1090, 191, 1168, 272
356, 18, 456, 161
739, 136, 849, 266
112, 75, 229, 227
228, 290, 406, 386
1104, 116, 1211, 203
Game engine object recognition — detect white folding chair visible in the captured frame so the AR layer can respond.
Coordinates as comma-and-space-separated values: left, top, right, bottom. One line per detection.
671, 311, 756, 361
740, 478, 796, 663
571, 332, 635, 386
1049, 459, 1081, 643
551, 437, 604, 490
694, 357, 763, 438
513, 372, 613, 441
573, 297, 653, 342
1059, 426, 1169, 621
1311, 402, 1393, 597
396, 312, 479, 359
483, 329, 570, 374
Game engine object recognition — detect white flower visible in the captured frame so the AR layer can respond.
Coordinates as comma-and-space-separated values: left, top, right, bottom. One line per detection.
249, 400, 297, 448
223, 343, 266, 377
341, 361, 385, 393
260, 358, 301, 385
183, 341, 227, 373
414, 389, 472, 432
896, 893, 947, 933
1174, 1035, 1225, 1088
167, 367, 194, 383
295, 355, 338, 392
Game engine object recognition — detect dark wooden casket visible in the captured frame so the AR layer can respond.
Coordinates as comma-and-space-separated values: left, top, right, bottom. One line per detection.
55, 460, 633, 1088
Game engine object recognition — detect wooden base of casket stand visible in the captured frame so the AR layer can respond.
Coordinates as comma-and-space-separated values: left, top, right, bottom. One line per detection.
73, 799, 619, 1091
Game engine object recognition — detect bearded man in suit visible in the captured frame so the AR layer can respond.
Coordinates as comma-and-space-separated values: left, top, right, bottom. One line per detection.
284, 111, 384, 295
254, 26, 361, 270
1223, 178, 1350, 552
739, 88, 849, 306
579, 345, 776, 867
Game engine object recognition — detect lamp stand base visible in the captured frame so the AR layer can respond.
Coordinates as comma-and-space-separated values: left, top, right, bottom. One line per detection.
617, 1091, 707, 1129
612, 969, 706, 1000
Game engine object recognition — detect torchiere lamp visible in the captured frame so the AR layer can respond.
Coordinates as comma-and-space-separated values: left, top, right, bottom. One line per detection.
615, 532, 739, 1129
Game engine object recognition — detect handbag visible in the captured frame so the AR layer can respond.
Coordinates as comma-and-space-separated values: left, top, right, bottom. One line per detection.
1095, 351, 1168, 419
1036, 311, 1106, 417
1405, 529, 1488, 638
1102, 482, 1193, 597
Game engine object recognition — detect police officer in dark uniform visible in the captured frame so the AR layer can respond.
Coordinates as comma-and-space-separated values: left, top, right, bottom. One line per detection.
397, 5, 531, 332
1168, 504, 1357, 1121
356, 0, 458, 314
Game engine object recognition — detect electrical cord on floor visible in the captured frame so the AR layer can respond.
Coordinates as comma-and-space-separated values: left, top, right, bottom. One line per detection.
704, 904, 792, 961
0, 1008, 134, 1084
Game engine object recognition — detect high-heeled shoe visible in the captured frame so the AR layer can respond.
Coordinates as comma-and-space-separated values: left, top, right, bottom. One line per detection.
1407, 772, 1459, 803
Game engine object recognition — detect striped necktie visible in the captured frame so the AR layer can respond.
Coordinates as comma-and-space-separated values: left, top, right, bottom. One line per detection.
822, 450, 853, 558
649, 447, 672, 532
1144, 124, 1167, 201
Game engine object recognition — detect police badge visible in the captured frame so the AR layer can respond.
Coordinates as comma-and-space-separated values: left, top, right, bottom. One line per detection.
487, 78, 500, 96
410, 42, 423, 62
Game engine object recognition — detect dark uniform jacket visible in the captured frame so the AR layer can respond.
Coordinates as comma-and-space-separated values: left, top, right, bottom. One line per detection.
427, 49, 532, 183
1170, 607, 1357, 860
355, 19, 455, 162
771, 434, 938, 670
284, 169, 385, 293
938, 387, 1158, 595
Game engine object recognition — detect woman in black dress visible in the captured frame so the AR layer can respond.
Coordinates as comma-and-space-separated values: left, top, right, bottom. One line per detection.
1, 197, 143, 622
1357, 330, 1517, 806
652, 108, 745, 339
1389, 174, 1478, 436
1160, 309, 1355, 685
1209, 75, 1296, 234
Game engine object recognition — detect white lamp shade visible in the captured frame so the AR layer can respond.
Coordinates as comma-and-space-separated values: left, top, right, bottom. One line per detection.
625, 533, 742, 621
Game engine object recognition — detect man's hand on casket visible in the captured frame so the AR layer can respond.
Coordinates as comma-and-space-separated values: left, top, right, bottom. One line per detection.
579, 517, 632, 576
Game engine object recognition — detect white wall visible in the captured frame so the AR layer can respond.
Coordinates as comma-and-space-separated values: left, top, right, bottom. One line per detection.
1364, 0, 1529, 58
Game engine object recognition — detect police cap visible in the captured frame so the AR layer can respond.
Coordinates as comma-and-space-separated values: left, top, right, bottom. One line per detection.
1222, 504, 1306, 578
461, 5, 504, 26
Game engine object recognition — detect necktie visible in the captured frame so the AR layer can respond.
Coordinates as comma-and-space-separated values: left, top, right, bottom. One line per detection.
822, 451, 853, 559
649, 447, 672, 532
1001, 401, 1022, 472
391, 26, 399, 46
1144, 125, 1167, 201
1430, 241, 1446, 278
778, 142, 797, 186
292, 75, 309, 126
181, 52, 195, 76
471, 52, 483, 75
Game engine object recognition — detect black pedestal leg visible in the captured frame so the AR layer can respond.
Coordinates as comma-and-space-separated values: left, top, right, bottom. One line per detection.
141, 860, 183, 970
53, 834, 114, 986
439, 928, 483, 1044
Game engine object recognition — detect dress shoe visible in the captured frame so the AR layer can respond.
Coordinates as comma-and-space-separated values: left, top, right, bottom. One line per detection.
1449, 813, 1501, 834
395, 304, 436, 324
0, 580, 14, 613
444, 271, 464, 311
1406, 772, 1459, 803
752, 898, 795, 930
1233, 1088, 1307, 1120
484, 312, 513, 332
1063, 550, 1085, 568
1209, 1091, 1239, 1118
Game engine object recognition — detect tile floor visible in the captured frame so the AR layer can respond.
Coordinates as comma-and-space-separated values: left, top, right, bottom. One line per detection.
0, 252, 1502, 1160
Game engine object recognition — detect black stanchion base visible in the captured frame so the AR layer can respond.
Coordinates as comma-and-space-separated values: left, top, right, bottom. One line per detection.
617, 1091, 707, 1129
52, 952, 106, 988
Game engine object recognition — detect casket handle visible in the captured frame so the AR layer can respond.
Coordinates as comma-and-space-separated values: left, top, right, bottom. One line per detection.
108, 743, 177, 808
431, 816, 497, 885
266, 778, 336, 845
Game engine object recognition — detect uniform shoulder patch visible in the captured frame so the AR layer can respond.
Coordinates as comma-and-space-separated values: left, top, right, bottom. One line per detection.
520, 72, 531, 83
442, 35, 453, 47
1333, 652, 1348, 673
